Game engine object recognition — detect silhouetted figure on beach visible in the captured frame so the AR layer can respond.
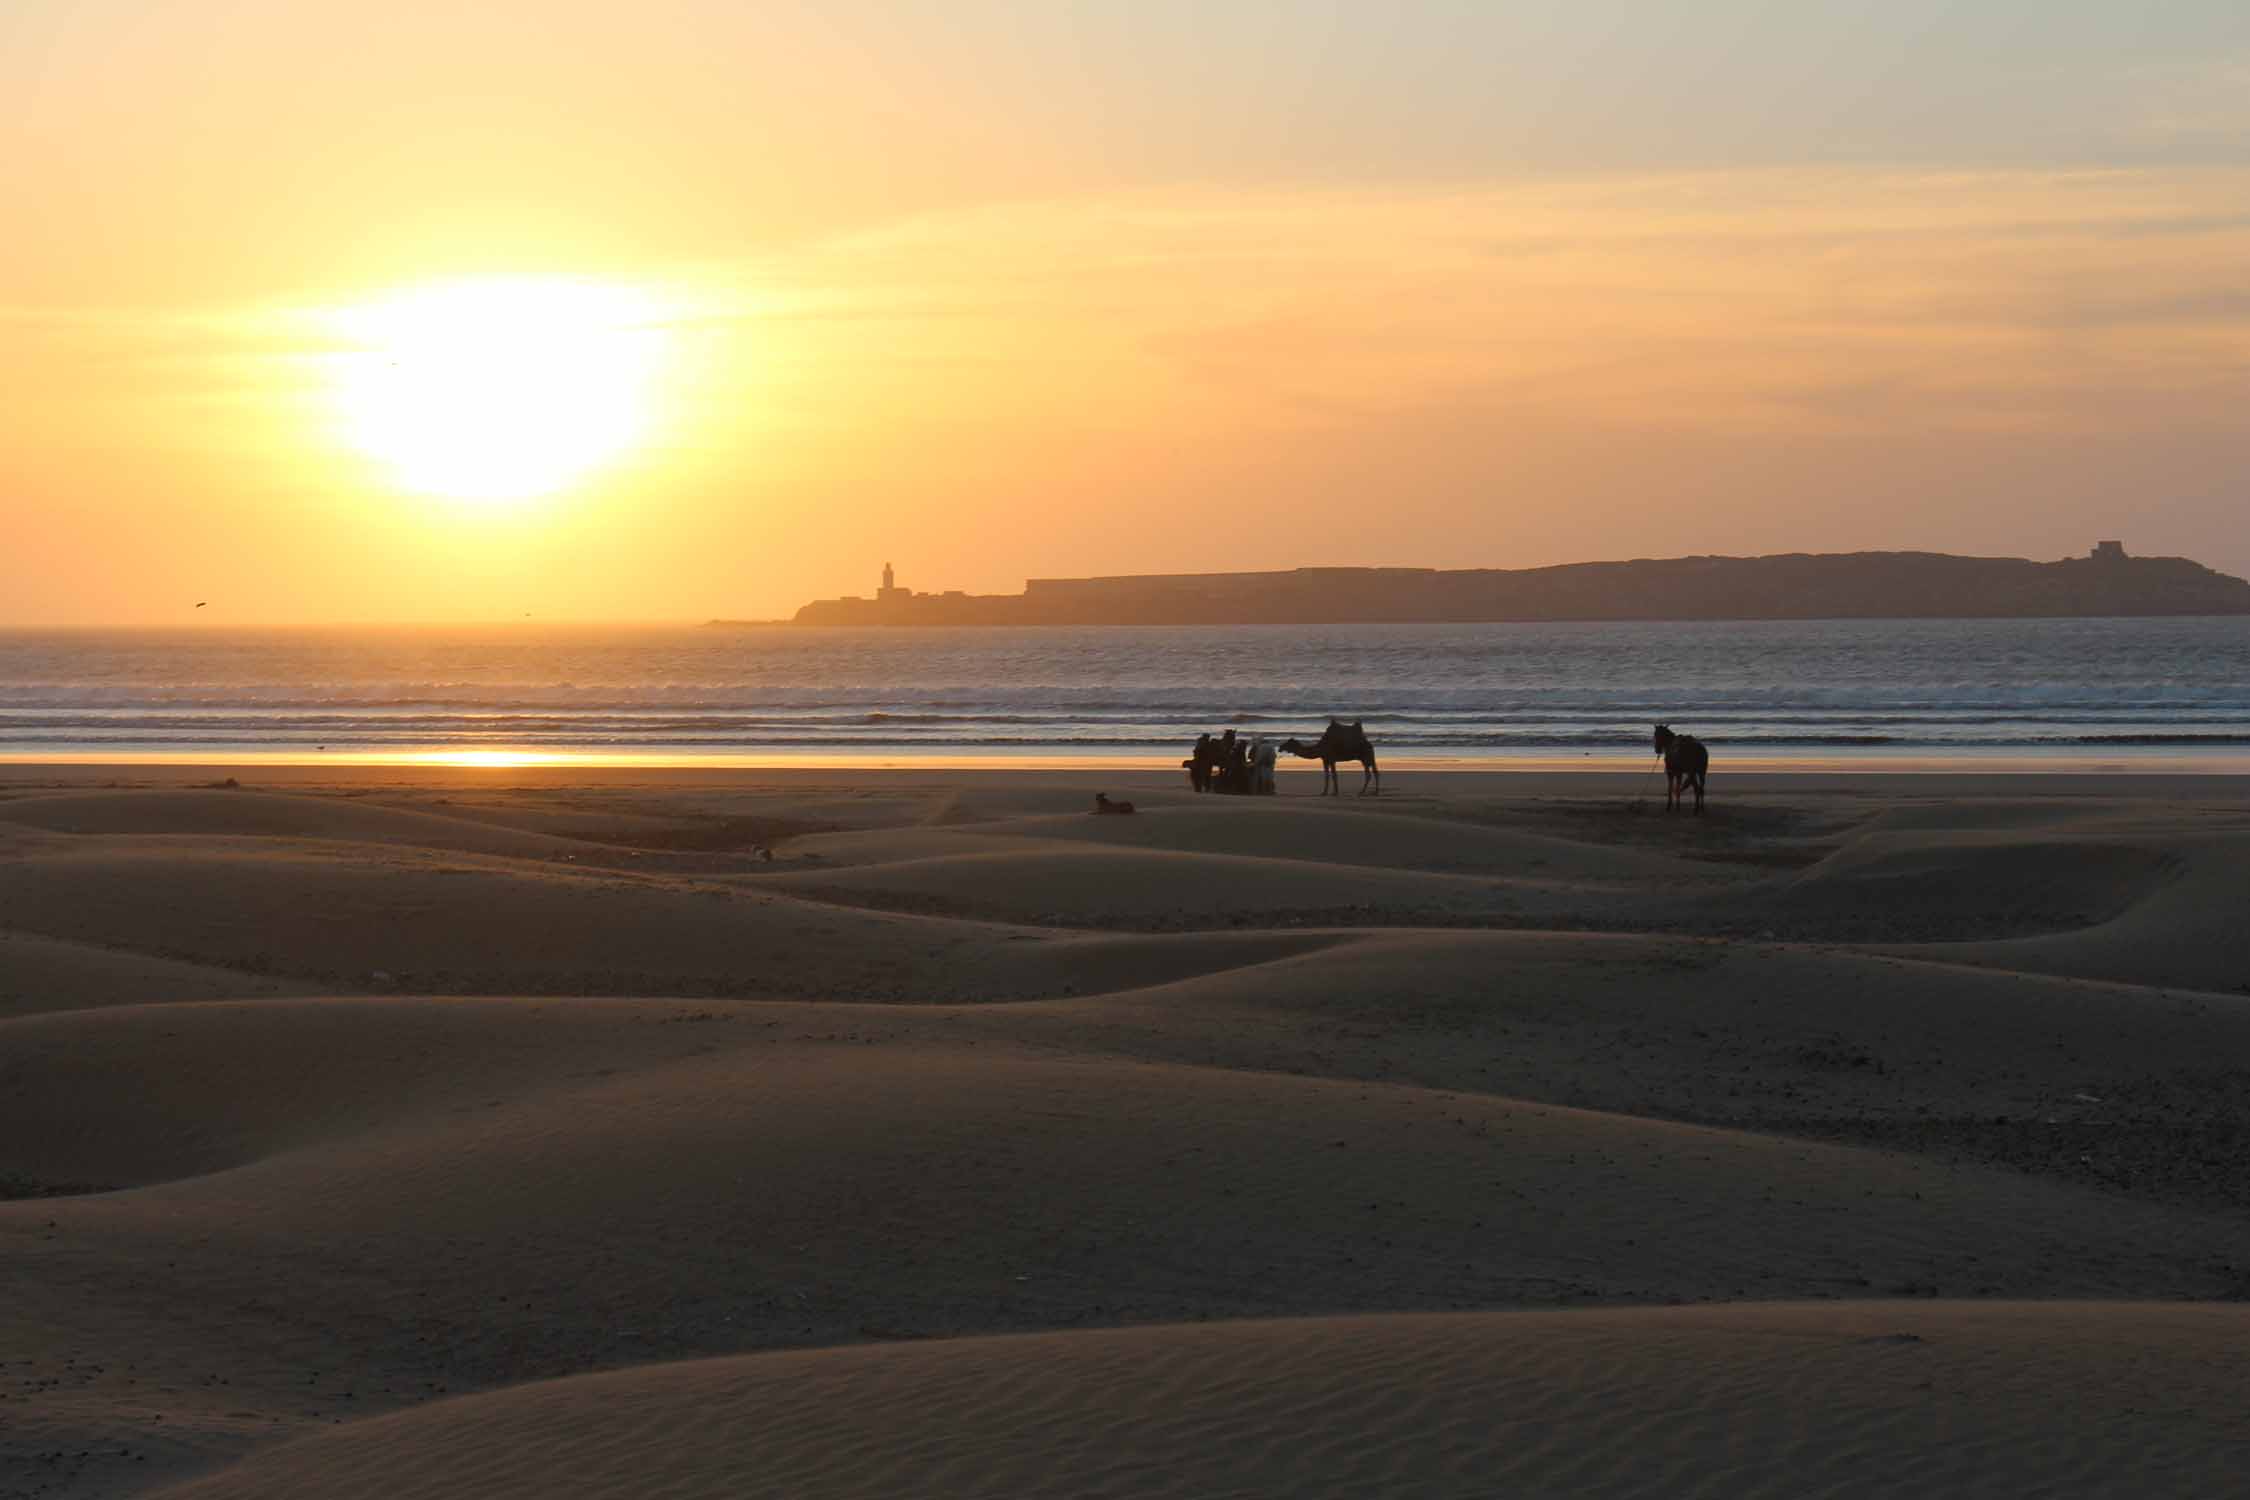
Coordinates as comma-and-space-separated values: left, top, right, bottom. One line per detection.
1184, 733, 1217, 792
1093, 792, 1136, 815
1220, 731, 1251, 793
1184, 728, 1273, 795
1653, 723, 1708, 813
1248, 736, 1277, 795
1281, 720, 1379, 796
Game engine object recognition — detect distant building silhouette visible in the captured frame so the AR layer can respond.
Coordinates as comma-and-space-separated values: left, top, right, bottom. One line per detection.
2092, 540, 2127, 562
878, 562, 907, 602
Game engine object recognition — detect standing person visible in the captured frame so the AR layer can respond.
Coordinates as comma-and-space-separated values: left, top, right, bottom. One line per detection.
1185, 733, 1216, 792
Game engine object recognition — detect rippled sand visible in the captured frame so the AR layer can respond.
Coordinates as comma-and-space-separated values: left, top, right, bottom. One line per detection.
4, 765, 2247, 1498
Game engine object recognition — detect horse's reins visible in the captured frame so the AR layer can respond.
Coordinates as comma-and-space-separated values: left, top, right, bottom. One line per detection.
1637, 748, 1663, 806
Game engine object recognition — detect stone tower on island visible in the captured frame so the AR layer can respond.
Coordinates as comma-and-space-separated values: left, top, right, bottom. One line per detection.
878, 562, 905, 601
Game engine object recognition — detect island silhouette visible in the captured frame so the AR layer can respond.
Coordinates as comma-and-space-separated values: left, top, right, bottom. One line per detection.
749, 543, 2250, 627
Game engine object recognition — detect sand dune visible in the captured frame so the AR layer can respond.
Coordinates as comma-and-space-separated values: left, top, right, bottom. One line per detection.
764, 804, 1589, 877
364, 790, 849, 848
12, 999, 2239, 1310
13, 992, 2248, 1493
1019, 927, 2250, 1110
0, 931, 318, 1019
1852, 796, 2232, 835
1760, 832, 2178, 941
0, 841, 1011, 1001
764, 844, 1532, 926
758, 824, 1060, 868
152, 1304, 2250, 1500
0, 837, 1366, 1005
962, 802, 1716, 881
1644, 825, 2249, 992
762, 800, 1744, 930
0, 789, 604, 861
1002, 929, 2250, 1213
6, 769, 2250, 1497
1890, 833, 2250, 993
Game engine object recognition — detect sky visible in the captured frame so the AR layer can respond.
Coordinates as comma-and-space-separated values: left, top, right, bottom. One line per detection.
4, 0, 2247, 624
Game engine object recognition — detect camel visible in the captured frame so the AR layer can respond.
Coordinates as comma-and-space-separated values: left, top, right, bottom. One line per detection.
1652, 723, 1708, 813
1092, 792, 1136, 815
1280, 720, 1379, 796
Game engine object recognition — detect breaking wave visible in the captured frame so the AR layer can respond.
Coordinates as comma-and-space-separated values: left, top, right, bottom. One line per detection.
3, 617, 2245, 761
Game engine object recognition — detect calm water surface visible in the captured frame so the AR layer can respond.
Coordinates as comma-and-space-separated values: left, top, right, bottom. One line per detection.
2, 618, 2246, 766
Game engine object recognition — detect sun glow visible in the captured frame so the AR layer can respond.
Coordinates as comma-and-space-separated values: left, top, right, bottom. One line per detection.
325, 277, 672, 503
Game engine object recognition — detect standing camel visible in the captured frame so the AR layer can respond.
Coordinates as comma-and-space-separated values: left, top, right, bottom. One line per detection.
1280, 720, 1380, 796
1652, 723, 1708, 813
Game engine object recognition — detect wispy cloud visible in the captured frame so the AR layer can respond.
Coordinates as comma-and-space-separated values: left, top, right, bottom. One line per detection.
14, 167, 2249, 445
667, 168, 2250, 437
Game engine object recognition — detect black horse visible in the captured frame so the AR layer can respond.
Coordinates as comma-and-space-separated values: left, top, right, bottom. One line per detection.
1652, 723, 1708, 813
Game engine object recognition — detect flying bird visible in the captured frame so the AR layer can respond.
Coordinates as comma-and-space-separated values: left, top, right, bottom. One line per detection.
195, 601, 207, 608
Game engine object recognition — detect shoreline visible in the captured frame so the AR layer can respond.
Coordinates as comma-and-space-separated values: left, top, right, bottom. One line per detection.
8, 746, 2241, 782
10, 749, 2250, 774
5, 757, 2248, 796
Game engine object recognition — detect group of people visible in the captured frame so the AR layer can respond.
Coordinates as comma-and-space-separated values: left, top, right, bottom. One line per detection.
1167, 722, 1700, 805
1183, 729, 1278, 795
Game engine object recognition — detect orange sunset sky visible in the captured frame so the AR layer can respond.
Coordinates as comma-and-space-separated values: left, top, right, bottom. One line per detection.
5, 1, 2248, 625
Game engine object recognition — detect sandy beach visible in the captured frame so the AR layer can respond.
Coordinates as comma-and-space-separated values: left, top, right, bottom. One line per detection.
5, 762, 2249, 1498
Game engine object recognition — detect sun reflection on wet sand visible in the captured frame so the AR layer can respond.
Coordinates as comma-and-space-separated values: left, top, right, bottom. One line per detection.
2, 749, 2248, 776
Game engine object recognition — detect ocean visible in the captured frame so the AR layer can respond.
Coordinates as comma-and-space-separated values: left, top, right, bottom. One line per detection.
2, 617, 2247, 768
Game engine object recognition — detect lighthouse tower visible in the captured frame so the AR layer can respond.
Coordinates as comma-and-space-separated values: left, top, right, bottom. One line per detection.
877, 562, 906, 602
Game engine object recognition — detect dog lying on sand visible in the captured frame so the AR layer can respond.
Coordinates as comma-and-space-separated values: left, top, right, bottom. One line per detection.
1093, 793, 1136, 815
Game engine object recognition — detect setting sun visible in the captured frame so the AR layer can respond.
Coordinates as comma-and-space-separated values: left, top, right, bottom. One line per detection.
12, 7, 2250, 1493
323, 277, 672, 504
